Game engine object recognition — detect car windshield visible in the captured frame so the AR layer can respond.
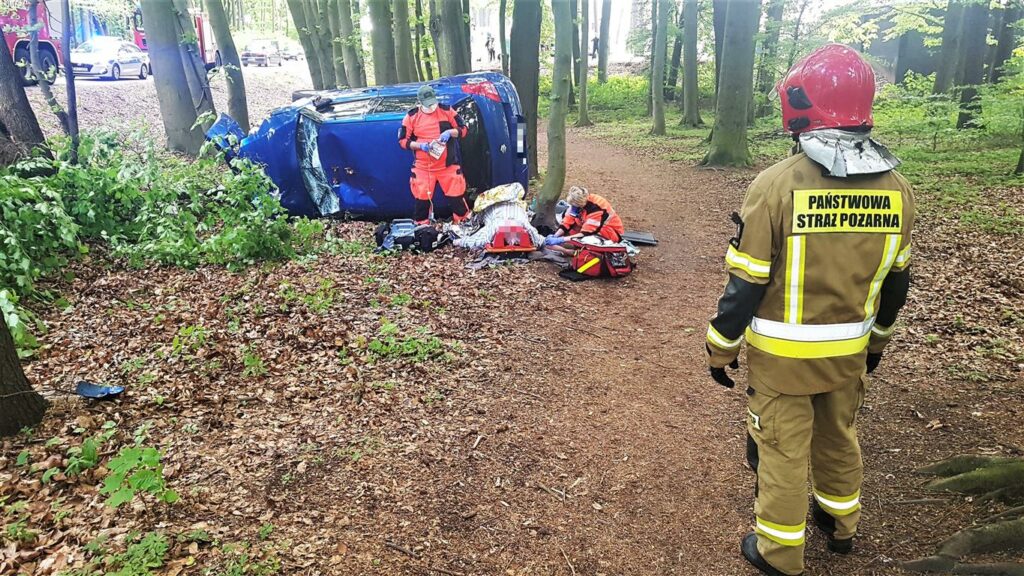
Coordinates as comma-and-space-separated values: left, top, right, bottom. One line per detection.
76, 38, 120, 53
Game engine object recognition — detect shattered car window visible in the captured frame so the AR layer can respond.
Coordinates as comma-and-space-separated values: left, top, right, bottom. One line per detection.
297, 114, 340, 216
319, 99, 374, 121
373, 97, 420, 114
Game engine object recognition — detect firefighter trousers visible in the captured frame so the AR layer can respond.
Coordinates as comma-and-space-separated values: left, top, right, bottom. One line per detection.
746, 374, 866, 576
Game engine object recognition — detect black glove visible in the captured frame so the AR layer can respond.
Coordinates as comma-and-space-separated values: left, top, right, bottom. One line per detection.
866, 352, 883, 374
707, 345, 740, 388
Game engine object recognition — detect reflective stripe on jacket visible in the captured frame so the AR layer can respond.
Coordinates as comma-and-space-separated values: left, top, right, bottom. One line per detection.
707, 152, 915, 395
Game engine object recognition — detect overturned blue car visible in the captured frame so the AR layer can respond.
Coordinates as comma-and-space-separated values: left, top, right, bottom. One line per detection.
208, 72, 529, 220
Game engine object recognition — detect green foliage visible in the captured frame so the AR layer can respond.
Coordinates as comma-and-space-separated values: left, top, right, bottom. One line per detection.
0, 132, 316, 354
99, 445, 179, 508
172, 324, 209, 357
242, 345, 268, 378
368, 320, 445, 362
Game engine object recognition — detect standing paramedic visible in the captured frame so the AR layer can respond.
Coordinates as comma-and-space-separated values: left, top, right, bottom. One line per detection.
398, 85, 471, 225
704, 44, 915, 576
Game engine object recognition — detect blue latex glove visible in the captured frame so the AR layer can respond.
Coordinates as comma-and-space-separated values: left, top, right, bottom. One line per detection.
543, 235, 567, 247
438, 130, 453, 144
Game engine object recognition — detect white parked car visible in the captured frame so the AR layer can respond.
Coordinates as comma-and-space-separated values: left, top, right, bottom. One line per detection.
70, 36, 149, 80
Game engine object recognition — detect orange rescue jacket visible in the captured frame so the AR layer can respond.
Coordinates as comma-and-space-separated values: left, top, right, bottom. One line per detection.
397, 104, 469, 170
559, 194, 625, 241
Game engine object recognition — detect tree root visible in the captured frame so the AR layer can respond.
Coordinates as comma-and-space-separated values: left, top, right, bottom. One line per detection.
903, 518, 1024, 573
926, 462, 1024, 503
903, 556, 1024, 575
918, 455, 1018, 477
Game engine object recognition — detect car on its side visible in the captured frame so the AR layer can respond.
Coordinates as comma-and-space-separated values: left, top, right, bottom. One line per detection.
241, 40, 282, 67
207, 72, 529, 220
69, 36, 149, 80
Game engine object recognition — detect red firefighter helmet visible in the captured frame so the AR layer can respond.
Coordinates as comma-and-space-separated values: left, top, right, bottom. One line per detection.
778, 43, 875, 135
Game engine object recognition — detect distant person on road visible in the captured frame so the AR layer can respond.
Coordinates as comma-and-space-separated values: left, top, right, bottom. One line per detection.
704, 44, 914, 576
544, 185, 625, 251
591, 36, 599, 59
397, 85, 470, 225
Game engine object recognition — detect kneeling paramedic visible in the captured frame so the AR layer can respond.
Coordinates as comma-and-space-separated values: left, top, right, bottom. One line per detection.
704, 44, 915, 576
544, 186, 625, 250
398, 85, 471, 225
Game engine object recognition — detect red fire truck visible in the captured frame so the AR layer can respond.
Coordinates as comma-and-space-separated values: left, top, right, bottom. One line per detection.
130, 6, 220, 68
1, 1, 63, 85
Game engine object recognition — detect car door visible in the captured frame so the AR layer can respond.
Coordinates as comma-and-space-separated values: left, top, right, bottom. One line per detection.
118, 43, 138, 75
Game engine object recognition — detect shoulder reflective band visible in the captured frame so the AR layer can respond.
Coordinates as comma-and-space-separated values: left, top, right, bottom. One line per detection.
813, 489, 861, 517
577, 257, 601, 274
792, 189, 903, 234
746, 316, 874, 359
707, 325, 742, 350
725, 245, 771, 278
864, 234, 901, 320
784, 236, 806, 323
755, 517, 806, 547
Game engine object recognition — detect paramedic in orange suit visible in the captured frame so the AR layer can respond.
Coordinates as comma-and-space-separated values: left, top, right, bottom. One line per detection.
397, 85, 471, 224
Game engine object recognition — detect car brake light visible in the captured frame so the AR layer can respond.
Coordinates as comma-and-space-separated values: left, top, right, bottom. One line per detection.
461, 81, 501, 102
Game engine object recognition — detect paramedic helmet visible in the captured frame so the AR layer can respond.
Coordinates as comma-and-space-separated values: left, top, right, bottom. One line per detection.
778, 43, 875, 135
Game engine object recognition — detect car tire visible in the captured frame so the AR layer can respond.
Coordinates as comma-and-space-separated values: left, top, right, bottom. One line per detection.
139, 64, 149, 80
38, 50, 58, 84
14, 46, 36, 86
109, 64, 120, 81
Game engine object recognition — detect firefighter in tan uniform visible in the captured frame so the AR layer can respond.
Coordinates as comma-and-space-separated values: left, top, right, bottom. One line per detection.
705, 44, 915, 576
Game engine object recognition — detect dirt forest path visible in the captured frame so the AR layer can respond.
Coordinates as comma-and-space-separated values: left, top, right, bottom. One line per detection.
454, 130, 901, 576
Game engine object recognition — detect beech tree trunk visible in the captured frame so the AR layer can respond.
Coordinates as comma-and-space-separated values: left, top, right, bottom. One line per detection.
368, 0, 398, 85
755, 0, 785, 117
352, 0, 368, 85
536, 0, 573, 229
786, 0, 807, 69
666, 5, 683, 101
432, 0, 471, 75
990, 2, 1020, 83
576, 0, 592, 127
393, 0, 417, 83
0, 37, 46, 164
0, 312, 48, 437
957, 1, 989, 129
704, 0, 760, 166
499, 0, 509, 76
172, 0, 217, 123
934, 0, 964, 94
651, 0, 669, 135
680, 0, 703, 127
60, 0, 79, 164
338, 0, 365, 87
28, 0, 69, 136
597, 0, 611, 82
510, 0, 542, 178
308, 0, 338, 87
712, 0, 727, 96
207, 0, 250, 131
415, 0, 434, 80
288, 0, 326, 89
141, 0, 206, 155
325, 0, 350, 87
646, 0, 657, 116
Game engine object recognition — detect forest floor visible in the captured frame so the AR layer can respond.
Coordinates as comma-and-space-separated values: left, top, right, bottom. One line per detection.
4, 73, 1023, 575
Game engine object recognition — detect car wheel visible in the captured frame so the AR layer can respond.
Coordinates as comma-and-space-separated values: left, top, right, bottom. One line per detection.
139, 64, 149, 80
39, 50, 58, 84
109, 64, 120, 81
14, 46, 36, 86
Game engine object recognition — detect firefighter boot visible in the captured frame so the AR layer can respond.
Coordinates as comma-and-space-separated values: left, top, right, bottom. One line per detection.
811, 501, 854, 554
742, 533, 802, 576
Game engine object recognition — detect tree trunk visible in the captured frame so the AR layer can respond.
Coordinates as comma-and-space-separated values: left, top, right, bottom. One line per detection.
0, 314, 47, 437
462, 0, 472, 65
646, 0, 657, 117
141, 0, 206, 155
60, 0, 79, 164
537, 0, 573, 230
499, 0, 509, 76
0, 39, 47, 165
510, 0, 542, 178
957, 1, 989, 129
368, 0, 399, 85
666, 5, 684, 101
325, 0, 350, 87
432, 0, 471, 75
352, 0, 368, 85
571, 0, 581, 86
28, 0, 69, 136
755, 0, 785, 117
597, 0, 611, 82
172, 0, 217, 124
309, 0, 338, 87
288, 0, 326, 89
338, 0, 365, 87
712, 0, 727, 96
704, 0, 760, 166
786, 0, 807, 69
576, 0, 593, 127
680, 0, 703, 126
934, 0, 964, 94
415, 0, 434, 80
393, 0, 417, 83
651, 0, 669, 135
990, 2, 1020, 83
206, 0, 250, 131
